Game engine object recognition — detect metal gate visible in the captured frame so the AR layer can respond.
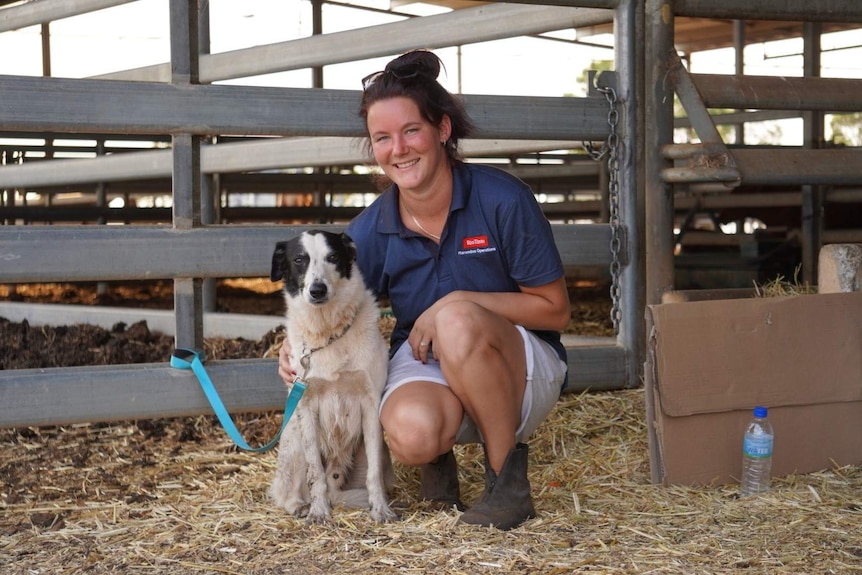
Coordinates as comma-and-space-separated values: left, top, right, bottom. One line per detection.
0, 0, 642, 428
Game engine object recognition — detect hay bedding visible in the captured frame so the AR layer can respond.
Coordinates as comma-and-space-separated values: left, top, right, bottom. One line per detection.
3, 395, 862, 575
2, 284, 862, 573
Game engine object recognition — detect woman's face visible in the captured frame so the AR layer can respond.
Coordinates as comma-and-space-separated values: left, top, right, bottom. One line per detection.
366, 96, 451, 196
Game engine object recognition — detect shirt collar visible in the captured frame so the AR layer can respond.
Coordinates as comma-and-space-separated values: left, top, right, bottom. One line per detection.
375, 161, 472, 235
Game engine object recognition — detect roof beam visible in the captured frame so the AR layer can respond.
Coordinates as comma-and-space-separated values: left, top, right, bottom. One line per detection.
674, 0, 862, 22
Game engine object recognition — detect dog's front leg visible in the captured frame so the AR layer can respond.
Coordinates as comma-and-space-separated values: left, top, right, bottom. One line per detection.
361, 394, 397, 522
296, 407, 331, 523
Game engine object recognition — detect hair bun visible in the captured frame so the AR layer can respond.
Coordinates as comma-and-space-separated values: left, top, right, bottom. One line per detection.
385, 49, 442, 82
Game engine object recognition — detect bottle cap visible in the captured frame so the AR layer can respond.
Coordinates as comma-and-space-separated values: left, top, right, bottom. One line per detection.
753, 406, 768, 418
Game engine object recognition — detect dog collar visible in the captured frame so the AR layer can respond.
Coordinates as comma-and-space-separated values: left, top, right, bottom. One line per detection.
298, 310, 359, 377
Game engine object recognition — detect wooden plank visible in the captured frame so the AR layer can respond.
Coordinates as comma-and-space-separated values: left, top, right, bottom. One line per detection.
692, 73, 862, 112
733, 148, 862, 186
0, 75, 609, 140
0, 223, 612, 283
552, 223, 613, 267
0, 0, 136, 32
0, 76, 362, 136
0, 138, 589, 189
0, 224, 325, 282
0, 360, 287, 429
0, 344, 626, 428
564, 343, 627, 392
92, 4, 612, 83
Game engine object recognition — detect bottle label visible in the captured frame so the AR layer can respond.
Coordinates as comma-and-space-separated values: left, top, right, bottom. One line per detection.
744, 434, 773, 458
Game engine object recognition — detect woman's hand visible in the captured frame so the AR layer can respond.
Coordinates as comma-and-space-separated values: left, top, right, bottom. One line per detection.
409, 301, 443, 363
277, 338, 298, 387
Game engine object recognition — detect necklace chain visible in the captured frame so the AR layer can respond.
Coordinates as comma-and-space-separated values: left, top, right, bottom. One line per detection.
402, 201, 441, 241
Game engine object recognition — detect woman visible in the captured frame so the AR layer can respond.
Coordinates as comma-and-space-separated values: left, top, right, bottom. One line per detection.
280, 50, 570, 530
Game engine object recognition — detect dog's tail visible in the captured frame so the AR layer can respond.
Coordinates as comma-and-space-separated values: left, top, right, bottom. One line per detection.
331, 488, 371, 509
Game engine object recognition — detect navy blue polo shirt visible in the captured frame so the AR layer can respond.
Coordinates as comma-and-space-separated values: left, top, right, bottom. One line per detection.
346, 162, 566, 363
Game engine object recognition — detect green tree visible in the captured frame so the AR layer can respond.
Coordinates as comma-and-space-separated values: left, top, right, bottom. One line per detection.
830, 113, 862, 146
573, 60, 614, 97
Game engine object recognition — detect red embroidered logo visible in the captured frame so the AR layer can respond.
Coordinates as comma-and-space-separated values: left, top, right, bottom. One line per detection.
462, 235, 489, 249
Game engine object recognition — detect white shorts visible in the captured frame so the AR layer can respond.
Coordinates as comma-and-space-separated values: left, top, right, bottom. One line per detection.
381, 326, 568, 444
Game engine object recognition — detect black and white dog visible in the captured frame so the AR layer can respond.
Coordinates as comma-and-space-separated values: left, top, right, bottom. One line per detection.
268, 230, 395, 523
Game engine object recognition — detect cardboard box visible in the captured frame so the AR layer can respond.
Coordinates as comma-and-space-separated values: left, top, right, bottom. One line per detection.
645, 291, 862, 486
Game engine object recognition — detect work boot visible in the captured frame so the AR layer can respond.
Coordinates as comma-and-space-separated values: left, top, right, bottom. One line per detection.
459, 443, 536, 531
420, 449, 465, 511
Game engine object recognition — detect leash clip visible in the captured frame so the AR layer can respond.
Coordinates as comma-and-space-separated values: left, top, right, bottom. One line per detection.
298, 350, 312, 380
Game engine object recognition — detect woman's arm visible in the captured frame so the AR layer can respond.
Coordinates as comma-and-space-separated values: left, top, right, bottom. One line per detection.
419, 276, 571, 333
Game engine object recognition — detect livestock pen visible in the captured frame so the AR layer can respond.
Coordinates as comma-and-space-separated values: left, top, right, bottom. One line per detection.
3, 1, 862, 573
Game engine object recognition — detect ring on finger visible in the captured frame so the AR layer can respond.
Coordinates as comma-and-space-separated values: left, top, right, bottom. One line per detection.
420, 342, 428, 347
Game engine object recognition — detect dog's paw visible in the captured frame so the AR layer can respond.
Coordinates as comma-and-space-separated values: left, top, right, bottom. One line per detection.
305, 499, 332, 524
287, 503, 310, 518
305, 509, 331, 524
370, 503, 398, 523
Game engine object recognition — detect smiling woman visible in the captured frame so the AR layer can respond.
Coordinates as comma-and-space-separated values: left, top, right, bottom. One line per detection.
270, 48, 575, 531
367, 96, 453, 230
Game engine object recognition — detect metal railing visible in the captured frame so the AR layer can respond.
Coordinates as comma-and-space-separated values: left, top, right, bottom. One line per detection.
0, 0, 643, 428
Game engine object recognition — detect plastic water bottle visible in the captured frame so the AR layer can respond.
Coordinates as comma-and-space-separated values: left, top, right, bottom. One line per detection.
739, 406, 774, 497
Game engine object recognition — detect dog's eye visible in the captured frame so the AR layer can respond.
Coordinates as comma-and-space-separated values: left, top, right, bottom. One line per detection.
326, 253, 340, 264
293, 255, 308, 265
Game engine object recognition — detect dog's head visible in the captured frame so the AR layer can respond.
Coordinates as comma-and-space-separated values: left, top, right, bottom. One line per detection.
271, 230, 357, 305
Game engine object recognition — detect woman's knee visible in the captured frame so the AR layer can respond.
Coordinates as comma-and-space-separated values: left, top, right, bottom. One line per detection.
381, 399, 454, 466
434, 301, 522, 370
434, 301, 494, 356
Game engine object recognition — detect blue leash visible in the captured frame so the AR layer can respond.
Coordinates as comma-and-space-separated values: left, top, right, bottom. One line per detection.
170, 348, 305, 452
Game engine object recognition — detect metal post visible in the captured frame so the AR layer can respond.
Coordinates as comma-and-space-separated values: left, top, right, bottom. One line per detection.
40, 23, 51, 76
170, 0, 204, 350
614, 0, 645, 391
311, 0, 324, 88
801, 22, 823, 286
733, 20, 745, 145
199, 0, 217, 312
645, 0, 676, 305
644, 0, 676, 484
96, 139, 108, 297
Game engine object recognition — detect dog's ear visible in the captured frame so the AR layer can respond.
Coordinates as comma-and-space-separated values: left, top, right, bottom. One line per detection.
270, 241, 288, 281
341, 232, 357, 263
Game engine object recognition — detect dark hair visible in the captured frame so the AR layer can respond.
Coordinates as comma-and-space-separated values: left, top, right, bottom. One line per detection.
358, 50, 475, 163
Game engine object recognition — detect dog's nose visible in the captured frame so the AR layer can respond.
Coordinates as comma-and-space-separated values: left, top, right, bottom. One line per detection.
308, 282, 328, 302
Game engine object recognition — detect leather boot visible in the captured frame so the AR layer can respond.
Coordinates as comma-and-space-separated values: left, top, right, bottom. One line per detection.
459, 443, 536, 530
420, 449, 465, 511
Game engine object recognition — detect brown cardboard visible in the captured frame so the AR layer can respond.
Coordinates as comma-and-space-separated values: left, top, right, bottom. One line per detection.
646, 291, 862, 486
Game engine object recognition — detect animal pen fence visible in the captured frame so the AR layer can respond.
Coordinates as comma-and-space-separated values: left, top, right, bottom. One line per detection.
0, 0, 640, 430
2, 1, 862, 487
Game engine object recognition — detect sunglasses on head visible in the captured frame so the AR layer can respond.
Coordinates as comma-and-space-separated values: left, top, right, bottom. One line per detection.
361, 63, 422, 91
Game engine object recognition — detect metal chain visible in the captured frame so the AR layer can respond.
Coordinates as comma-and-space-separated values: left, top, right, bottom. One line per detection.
583, 86, 623, 334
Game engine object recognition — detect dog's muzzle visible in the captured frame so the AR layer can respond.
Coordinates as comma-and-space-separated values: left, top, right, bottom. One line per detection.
308, 281, 329, 304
